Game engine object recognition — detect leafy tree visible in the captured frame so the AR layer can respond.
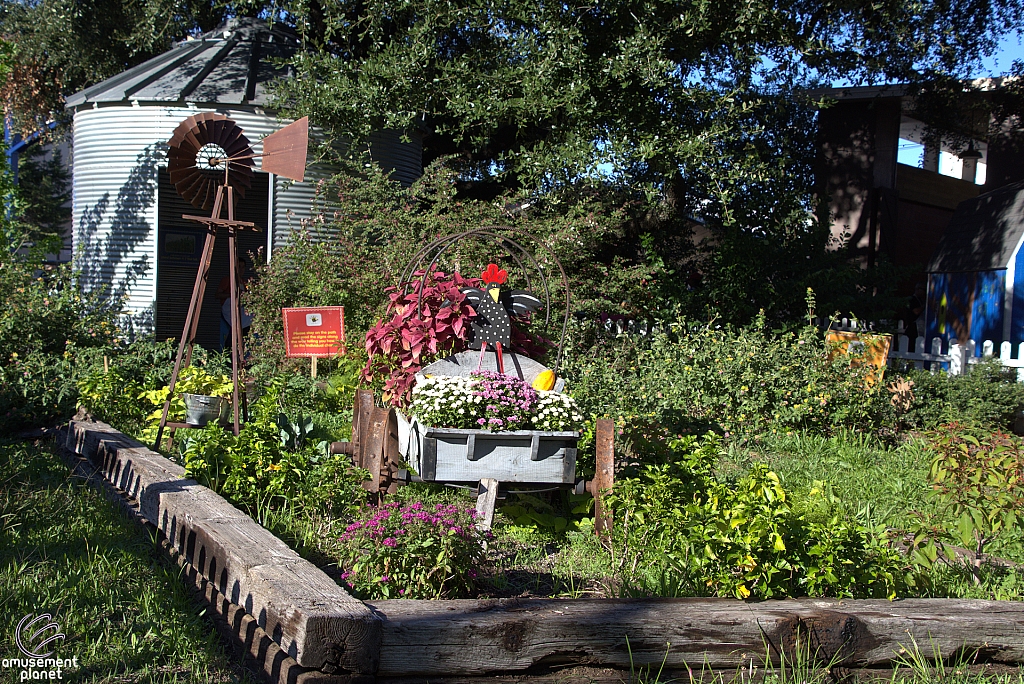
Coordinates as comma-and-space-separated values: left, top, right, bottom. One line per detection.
267, 0, 1019, 323
0, 0, 245, 133
274, 0, 1023, 198
14, 142, 71, 254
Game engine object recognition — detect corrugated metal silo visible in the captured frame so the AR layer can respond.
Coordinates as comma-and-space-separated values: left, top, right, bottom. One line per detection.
67, 17, 422, 338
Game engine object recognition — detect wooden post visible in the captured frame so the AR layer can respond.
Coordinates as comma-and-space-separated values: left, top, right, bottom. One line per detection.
475, 478, 498, 532
592, 419, 614, 538
227, 186, 242, 437
310, 356, 317, 379
103, 356, 109, 374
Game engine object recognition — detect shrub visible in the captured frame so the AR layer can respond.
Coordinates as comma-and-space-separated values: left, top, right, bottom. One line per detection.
337, 501, 484, 599
174, 383, 366, 518
76, 339, 176, 435
901, 360, 1024, 431
242, 159, 677, 382
609, 433, 907, 599
0, 256, 122, 431
244, 234, 386, 369
908, 423, 1024, 581
563, 314, 894, 443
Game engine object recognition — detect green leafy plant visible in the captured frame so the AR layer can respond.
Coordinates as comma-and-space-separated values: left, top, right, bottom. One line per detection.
177, 387, 366, 521
337, 501, 484, 599
76, 339, 176, 434
500, 494, 573, 534
0, 208, 123, 430
609, 433, 906, 599
179, 422, 236, 492
138, 366, 235, 434
900, 360, 1024, 431
911, 424, 1024, 584
563, 313, 894, 442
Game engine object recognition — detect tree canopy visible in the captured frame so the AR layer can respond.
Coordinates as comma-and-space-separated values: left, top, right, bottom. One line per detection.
2, 0, 1021, 322
0, 0, 247, 133
273, 0, 1024, 198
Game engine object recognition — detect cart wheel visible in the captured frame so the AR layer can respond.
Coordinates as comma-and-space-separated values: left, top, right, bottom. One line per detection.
586, 418, 614, 538
351, 389, 375, 469
361, 407, 401, 496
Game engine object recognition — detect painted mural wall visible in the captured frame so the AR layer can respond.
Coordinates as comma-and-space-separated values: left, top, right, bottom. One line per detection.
926, 270, 1004, 347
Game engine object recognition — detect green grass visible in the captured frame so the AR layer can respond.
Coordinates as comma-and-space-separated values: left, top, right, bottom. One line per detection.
720, 430, 1024, 600
0, 439, 256, 683
721, 430, 935, 528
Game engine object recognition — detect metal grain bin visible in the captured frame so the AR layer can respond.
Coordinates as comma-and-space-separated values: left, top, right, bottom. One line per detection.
66, 17, 422, 334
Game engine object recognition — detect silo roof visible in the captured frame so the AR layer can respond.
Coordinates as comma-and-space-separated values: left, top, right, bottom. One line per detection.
928, 180, 1024, 272
65, 17, 297, 109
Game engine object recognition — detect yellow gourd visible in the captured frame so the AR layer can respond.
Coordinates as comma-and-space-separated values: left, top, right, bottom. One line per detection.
531, 370, 556, 391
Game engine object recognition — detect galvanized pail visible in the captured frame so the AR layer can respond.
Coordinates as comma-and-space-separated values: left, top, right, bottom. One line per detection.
182, 393, 229, 426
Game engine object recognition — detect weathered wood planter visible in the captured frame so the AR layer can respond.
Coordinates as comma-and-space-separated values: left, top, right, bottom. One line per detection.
405, 423, 578, 485
60, 417, 1024, 684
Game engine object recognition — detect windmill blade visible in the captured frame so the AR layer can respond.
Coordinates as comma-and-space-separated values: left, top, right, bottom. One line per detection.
228, 168, 253, 190
259, 116, 308, 182
166, 113, 255, 210
224, 130, 250, 156
168, 167, 202, 188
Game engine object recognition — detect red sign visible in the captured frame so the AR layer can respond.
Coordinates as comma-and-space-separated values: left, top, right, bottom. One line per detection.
282, 307, 346, 358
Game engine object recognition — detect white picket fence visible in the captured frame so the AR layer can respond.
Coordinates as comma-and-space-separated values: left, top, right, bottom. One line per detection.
826, 317, 1024, 380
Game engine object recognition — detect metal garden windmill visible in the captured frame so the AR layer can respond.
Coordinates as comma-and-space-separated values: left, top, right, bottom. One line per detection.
155, 113, 309, 448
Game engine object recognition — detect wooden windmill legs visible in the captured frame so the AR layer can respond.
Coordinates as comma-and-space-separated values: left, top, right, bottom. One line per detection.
226, 185, 246, 433
155, 188, 223, 449
154, 184, 249, 450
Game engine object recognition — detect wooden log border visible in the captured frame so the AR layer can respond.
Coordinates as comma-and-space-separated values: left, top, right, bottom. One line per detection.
54, 434, 355, 683
62, 417, 380, 674
62, 418, 1024, 681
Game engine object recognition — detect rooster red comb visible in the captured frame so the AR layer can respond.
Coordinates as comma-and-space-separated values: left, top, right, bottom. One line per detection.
481, 263, 507, 286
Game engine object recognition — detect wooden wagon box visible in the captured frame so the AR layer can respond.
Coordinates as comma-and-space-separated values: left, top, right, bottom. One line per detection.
399, 416, 578, 485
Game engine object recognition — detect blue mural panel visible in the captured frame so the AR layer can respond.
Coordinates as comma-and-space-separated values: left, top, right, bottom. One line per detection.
1011, 249, 1024, 348
927, 270, 1005, 353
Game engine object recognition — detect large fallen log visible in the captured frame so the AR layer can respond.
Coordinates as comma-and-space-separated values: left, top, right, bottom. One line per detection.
63, 417, 380, 674
367, 597, 1024, 676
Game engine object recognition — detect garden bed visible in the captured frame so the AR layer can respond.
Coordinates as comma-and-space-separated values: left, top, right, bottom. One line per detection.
60, 416, 1024, 683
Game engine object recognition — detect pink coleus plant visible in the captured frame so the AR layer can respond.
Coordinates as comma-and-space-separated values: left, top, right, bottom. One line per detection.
363, 269, 479, 406
363, 268, 553, 407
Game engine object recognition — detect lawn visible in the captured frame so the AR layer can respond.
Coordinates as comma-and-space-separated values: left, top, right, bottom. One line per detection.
0, 438, 257, 684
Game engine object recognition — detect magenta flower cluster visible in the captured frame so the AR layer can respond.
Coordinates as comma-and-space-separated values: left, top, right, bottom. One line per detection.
470, 370, 538, 432
336, 500, 485, 600
339, 501, 476, 546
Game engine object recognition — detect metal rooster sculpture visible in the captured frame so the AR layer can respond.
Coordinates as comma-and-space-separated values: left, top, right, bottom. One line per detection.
461, 264, 542, 374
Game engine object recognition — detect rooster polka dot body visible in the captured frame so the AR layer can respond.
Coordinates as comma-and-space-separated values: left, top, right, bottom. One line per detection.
470, 295, 512, 347
460, 263, 542, 375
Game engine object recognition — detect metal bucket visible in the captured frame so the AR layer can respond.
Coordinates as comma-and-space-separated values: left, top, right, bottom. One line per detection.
182, 393, 229, 426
